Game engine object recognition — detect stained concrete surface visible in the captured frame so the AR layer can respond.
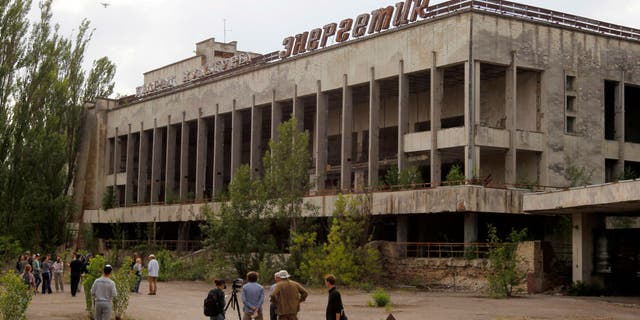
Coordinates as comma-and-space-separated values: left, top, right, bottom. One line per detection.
27, 281, 640, 320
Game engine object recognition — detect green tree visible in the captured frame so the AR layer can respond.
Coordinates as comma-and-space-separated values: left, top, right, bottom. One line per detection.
200, 165, 275, 277
262, 118, 313, 232
486, 225, 528, 298
297, 194, 381, 287
0, 0, 115, 249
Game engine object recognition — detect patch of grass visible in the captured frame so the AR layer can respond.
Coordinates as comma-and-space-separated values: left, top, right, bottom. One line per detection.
369, 288, 391, 307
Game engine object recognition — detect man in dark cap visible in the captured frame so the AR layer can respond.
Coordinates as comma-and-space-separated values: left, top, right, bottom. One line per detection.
90, 264, 117, 320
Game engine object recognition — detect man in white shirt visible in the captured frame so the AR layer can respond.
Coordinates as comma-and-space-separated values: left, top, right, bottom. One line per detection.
147, 254, 159, 295
91, 264, 117, 320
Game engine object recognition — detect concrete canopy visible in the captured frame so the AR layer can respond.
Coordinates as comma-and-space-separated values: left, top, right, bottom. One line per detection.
523, 180, 640, 215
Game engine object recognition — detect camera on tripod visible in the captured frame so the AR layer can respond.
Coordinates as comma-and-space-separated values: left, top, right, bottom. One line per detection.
231, 278, 244, 290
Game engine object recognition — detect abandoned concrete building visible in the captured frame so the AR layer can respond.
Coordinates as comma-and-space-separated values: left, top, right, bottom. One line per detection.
74, 0, 640, 293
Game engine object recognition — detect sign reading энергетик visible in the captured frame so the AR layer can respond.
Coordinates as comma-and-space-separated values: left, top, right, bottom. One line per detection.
280, 0, 431, 59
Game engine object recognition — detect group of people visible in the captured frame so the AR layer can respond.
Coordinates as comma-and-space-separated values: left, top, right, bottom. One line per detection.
16, 252, 68, 295
18, 251, 344, 320
206, 270, 345, 320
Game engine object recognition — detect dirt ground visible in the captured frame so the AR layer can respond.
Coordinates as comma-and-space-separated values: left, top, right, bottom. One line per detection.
27, 281, 640, 320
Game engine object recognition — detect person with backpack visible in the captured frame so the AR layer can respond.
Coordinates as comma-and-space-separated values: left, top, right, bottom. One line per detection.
324, 274, 346, 320
204, 279, 226, 320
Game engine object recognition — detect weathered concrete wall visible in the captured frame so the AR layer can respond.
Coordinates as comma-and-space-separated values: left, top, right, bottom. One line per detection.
375, 240, 544, 293
473, 12, 640, 187
105, 15, 472, 138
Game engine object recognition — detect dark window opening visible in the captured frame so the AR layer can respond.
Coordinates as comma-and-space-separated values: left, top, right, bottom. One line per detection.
605, 81, 617, 141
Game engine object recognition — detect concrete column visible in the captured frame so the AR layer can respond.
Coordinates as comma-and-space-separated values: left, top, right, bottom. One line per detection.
464, 212, 478, 243
293, 85, 304, 131
315, 80, 328, 191
398, 60, 409, 171
614, 71, 626, 177
430, 52, 443, 187
369, 67, 380, 187
250, 96, 263, 178
341, 74, 353, 191
212, 105, 225, 199
396, 215, 409, 257
179, 116, 190, 201
195, 111, 208, 201
271, 90, 282, 141
125, 125, 135, 205
505, 52, 517, 185
231, 100, 242, 177
572, 212, 598, 284
137, 123, 149, 204
464, 61, 480, 180
150, 119, 163, 204
165, 118, 177, 202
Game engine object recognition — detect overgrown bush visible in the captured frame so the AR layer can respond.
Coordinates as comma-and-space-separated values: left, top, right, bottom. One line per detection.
445, 165, 465, 186
83, 255, 106, 319
383, 166, 424, 190
112, 267, 134, 320
154, 250, 215, 281
486, 225, 528, 298
295, 195, 381, 287
368, 288, 391, 307
0, 271, 32, 320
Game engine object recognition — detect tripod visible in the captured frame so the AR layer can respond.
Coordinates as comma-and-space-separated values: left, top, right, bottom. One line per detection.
225, 286, 242, 320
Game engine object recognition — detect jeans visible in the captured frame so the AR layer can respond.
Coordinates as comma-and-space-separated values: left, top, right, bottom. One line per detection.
133, 274, 141, 293
210, 314, 225, 320
34, 274, 42, 291
41, 272, 52, 294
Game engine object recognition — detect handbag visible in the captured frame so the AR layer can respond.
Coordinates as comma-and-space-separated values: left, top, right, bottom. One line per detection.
340, 309, 348, 320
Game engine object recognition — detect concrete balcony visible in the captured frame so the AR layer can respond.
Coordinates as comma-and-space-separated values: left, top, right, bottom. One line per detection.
84, 185, 526, 223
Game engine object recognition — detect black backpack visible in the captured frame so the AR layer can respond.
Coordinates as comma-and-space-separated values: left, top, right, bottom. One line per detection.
203, 289, 218, 317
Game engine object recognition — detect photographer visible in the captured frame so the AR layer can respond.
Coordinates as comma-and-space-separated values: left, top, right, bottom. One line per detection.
205, 279, 226, 320
242, 271, 264, 320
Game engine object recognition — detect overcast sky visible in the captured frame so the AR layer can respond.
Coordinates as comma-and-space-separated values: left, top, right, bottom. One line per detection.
45, 0, 640, 96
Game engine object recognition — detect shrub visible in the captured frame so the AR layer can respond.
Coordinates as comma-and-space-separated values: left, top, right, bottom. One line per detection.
83, 255, 107, 319
295, 195, 381, 287
369, 288, 390, 307
112, 267, 134, 320
486, 225, 528, 298
445, 165, 465, 185
0, 271, 32, 320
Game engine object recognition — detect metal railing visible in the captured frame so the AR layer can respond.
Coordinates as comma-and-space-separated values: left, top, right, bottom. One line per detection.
104, 239, 203, 251
395, 242, 512, 259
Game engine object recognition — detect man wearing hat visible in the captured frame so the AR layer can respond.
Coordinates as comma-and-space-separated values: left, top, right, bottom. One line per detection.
90, 264, 117, 320
147, 254, 159, 295
270, 270, 308, 320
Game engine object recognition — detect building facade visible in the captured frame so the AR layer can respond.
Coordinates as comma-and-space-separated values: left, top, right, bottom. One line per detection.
75, 0, 640, 290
